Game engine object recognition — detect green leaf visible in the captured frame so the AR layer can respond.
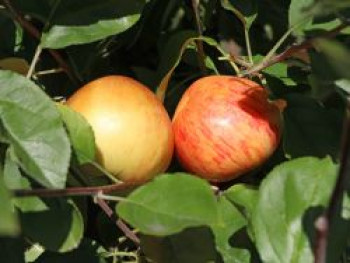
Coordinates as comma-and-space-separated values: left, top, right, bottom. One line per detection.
224, 184, 259, 245
0, 164, 20, 236
253, 157, 338, 263
0, 70, 70, 189
210, 195, 250, 263
117, 173, 218, 236
314, 39, 350, 79
283, 94, 343, 159
289, 0, 313, 36
220, 0, 257, 29
25, 242, 45, 262
335, 79, 350, 94
57, 104, 96, 165
21, 199, 84, 252
3, 148, 48, 212
141, 227, 219, 263
156, 34, 229, 101
40, 0, 146, 49
35, 239, 107, 263
263, 62, 298, 87
224, 184, 258, 221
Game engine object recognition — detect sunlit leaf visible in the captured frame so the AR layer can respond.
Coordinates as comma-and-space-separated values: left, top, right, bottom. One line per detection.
117, 173, 218, 236
253, 157, 337, 263
0, 70, 70, 189
289, 0, 313, 36
210, 195, 250, 263
41, 0, 146, 49
57, 104, 96, 165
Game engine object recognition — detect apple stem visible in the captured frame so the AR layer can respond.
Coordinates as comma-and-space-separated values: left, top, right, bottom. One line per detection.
314, 98, 350, 263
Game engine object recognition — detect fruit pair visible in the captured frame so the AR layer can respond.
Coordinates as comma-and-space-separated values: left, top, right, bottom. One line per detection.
67, 75, 284, 183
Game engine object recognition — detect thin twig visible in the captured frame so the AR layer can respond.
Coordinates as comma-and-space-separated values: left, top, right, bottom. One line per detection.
13, 182, 137, 198
242, 22, 349, 76
94, 196, 140, 245
314, 99, 350, 263
191, 0, 207, 75
0, 0, 79, 85
26, 45, 42, 78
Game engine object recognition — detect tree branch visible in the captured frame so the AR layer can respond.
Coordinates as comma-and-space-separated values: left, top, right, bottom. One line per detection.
0, 0, 80, 85
191, 0, 207, 75
242, 22, 349, 76
13, 182, 137, 198
314, 98, 350, 263
94, 197, 140, 245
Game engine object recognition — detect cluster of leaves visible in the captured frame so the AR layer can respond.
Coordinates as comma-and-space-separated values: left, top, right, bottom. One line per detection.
0, 0, 350, 262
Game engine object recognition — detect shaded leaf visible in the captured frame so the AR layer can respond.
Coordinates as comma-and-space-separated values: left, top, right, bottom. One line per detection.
3, 148, 48, 212
314, 39, 350, 79
57, 104, 96, 165
35, 239, 107, 263
141, 227, 219, 263
117, 173, 218, 236
283, 94, 343, 159
21, 199, 84, 252
220, 0, 257, 29
0, 71, 70, 189
0, 237, 24, 263
0, 57, 29, 76
41, 0, 146, 49
253, 157, 337, 263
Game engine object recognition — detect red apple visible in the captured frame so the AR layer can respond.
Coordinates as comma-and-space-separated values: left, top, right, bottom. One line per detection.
66, 76, 174, 183
172, 75, 285, 182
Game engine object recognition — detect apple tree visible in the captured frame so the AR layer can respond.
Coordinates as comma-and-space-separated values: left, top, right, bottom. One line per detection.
0, 0, 349, 262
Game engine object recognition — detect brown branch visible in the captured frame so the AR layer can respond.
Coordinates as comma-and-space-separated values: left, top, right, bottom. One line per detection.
191, 0, 207, 75
13, 182, 137, 198
243, 22, 349, 76
1, 0, 80, 85
314, 99, 350, 263
95, 197, 140, 245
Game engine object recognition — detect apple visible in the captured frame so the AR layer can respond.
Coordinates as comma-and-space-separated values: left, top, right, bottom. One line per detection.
66, 75, 174, 183
172, 75, 285, 182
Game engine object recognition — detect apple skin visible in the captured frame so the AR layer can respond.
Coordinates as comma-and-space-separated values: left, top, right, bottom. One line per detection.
172, 75, 285, 182
66, 76, 174, 183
